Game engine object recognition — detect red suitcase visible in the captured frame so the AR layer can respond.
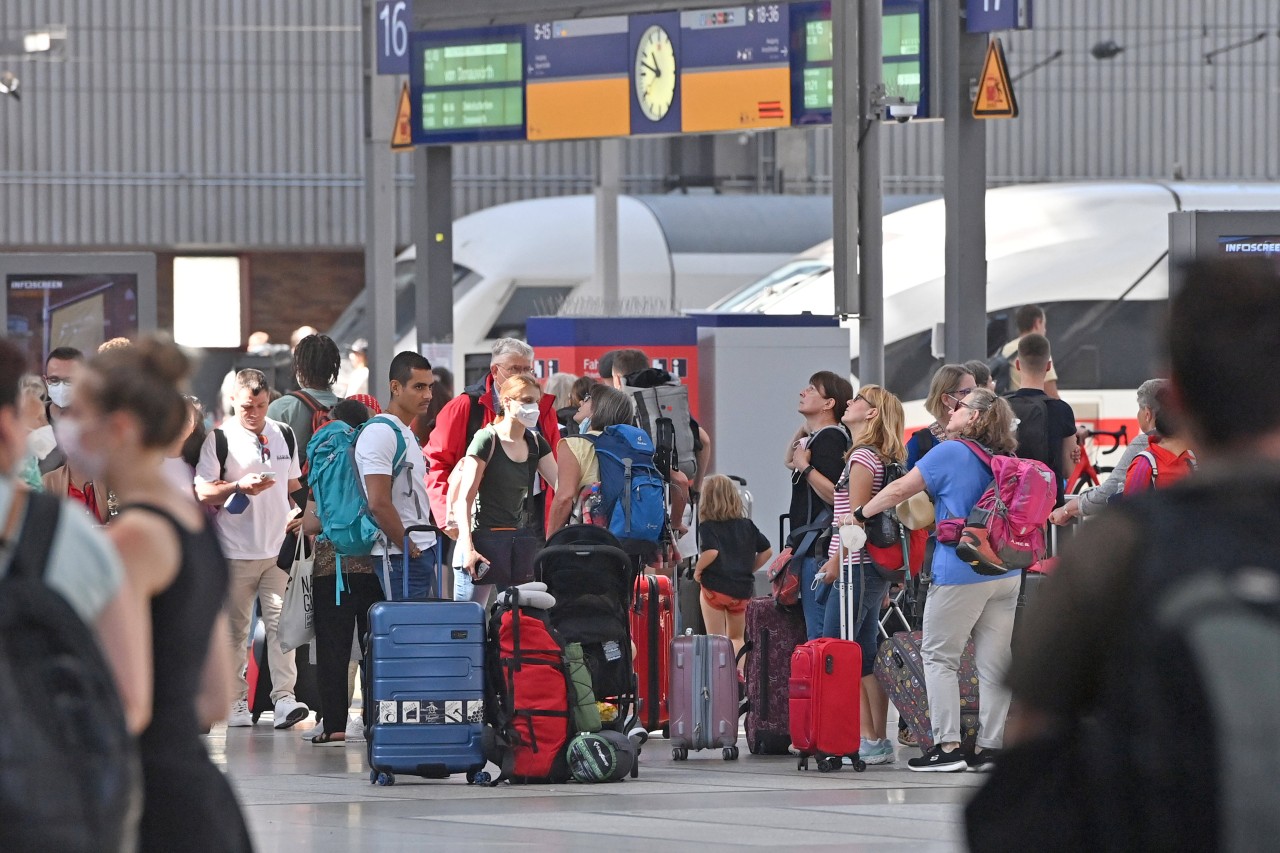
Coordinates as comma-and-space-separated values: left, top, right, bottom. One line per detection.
630, 573, 674, 733
788, 541, 868, 772
788, 639, 864, 771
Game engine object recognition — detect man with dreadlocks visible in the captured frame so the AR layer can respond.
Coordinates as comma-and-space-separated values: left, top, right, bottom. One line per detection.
268, 333, 341, 498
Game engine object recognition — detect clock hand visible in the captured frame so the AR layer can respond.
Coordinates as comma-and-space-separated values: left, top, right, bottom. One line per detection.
641, 60, 660, 76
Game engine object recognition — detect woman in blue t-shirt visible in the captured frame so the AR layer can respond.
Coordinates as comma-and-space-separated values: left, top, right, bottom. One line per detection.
844, 388, 1020, 773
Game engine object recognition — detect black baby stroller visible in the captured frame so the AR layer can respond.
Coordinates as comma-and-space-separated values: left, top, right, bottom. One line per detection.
536, 525, 642, 742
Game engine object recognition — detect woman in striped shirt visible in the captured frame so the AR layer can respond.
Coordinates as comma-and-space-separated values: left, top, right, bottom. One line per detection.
816, 384, 906, 765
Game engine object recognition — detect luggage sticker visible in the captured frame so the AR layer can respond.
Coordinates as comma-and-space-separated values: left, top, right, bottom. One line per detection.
375, 699, 484, 724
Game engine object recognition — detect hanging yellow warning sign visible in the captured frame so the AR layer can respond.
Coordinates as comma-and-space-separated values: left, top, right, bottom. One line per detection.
391, 82, 414, 150
973, 38, 1018, 119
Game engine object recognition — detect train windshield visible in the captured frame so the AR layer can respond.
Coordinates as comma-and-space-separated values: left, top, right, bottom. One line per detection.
710, 260, 831, 312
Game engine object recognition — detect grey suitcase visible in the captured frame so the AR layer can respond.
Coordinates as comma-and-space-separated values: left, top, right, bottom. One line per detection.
669, 633, 740, 760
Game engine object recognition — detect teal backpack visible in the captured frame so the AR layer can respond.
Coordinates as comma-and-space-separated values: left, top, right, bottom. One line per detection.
306, 416, 408, 559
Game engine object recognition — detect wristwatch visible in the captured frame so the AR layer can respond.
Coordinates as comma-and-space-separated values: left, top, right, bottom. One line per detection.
801, 465, 815, 479
852, 505, 868, 523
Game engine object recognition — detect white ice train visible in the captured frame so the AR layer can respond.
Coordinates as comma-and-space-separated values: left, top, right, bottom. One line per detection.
327, 192, 841, 383
711, 181, 1280, 433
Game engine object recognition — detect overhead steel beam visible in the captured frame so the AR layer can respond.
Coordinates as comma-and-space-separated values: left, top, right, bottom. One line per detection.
415, 1, 691, 30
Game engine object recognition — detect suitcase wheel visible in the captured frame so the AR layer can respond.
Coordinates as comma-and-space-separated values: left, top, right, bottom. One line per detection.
661, 723, 670, 740
372, 771, 396, 786
721, 746, 739, 761
466, 770, 491, 785
797, 756, 808, 771
672, 747, 689, 761
853, 759, 866, 772
817, 756, 839, 773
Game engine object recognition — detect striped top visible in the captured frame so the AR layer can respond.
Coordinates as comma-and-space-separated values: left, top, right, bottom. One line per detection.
830, 446, 887, 562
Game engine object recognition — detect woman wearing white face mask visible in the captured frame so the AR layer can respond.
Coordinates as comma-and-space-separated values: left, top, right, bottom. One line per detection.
452, 374, 559, 605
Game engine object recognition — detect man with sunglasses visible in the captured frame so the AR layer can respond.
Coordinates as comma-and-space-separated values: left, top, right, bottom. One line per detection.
195, 368, 308, 730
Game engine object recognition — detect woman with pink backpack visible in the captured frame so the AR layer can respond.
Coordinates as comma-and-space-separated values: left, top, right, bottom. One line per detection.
845, 388, 1040, 773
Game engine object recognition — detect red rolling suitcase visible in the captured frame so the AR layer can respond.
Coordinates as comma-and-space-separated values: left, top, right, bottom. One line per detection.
630, 573, 674, 734
788, 542, 867, 772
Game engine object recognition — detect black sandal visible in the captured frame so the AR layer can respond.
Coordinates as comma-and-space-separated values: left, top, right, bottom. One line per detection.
311, 732, 346, 746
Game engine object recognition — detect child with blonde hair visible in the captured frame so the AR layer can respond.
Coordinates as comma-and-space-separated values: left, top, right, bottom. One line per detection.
693, 474, 772, 665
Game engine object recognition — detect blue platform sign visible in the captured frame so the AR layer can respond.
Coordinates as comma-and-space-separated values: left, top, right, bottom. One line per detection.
966, 0, 1031, 33
376, 0, 411, 74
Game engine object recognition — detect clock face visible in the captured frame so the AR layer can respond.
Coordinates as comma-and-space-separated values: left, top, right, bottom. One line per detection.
634, 25, 676, 122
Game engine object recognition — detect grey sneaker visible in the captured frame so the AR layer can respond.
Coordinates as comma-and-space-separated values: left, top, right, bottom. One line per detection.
344, 714, 366, 744
860, 737, 896, 766
226, 699, 252, 728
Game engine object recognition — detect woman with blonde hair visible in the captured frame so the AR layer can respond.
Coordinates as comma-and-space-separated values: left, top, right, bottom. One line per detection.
815, 384, 905, 765
453, 374, 559, 605
847, 388, 1021, 773
693, 474, 772, 663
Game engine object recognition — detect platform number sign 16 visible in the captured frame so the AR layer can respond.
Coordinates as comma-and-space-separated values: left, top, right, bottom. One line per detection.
376, 0, 410, 74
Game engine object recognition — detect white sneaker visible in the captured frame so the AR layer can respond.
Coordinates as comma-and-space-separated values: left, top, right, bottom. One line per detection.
345, 714, 366, 744
227, 699, 253, 728
273, 697, 310, 730
301, 719, 324, 740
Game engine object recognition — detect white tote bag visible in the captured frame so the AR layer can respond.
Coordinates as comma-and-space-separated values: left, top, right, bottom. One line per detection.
278, 535, 315, 654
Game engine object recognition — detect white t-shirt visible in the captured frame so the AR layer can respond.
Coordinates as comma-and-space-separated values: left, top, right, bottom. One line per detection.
0, 478, 123, 623
195, 418, 301, 560
354, 413, 436, 555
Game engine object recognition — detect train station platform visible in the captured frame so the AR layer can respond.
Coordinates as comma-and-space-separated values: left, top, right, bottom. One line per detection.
213, 717, 981, 852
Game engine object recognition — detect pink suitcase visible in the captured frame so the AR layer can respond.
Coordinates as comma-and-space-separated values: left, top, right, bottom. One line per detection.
669, 633, 740, 760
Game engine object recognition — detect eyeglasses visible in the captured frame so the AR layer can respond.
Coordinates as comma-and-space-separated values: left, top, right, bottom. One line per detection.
44, 377, 72, 387
581, 394, 591, 403
853, 393, 869, 405
943, 387, 975, 410
497, 362, 535, 375
957, 402, 986, 413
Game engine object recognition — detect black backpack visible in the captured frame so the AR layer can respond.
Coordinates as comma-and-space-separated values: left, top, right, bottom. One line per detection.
966, 472, 1280, 852
0, 492, 141, 852
1006, 392, 1051, 466
987, 348, 1014, 396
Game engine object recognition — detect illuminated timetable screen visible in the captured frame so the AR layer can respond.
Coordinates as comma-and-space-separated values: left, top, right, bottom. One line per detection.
410, 27, 526, 143
790, 1, 930, 125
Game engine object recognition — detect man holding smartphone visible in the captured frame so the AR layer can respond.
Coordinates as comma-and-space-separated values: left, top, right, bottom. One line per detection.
196, 368, 307, 730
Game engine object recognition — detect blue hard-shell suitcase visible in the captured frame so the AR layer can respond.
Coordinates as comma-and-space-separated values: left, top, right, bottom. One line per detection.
366, 525, 489, 786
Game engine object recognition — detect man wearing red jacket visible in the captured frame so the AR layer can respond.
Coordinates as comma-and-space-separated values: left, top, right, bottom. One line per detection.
425, 338, 561, 537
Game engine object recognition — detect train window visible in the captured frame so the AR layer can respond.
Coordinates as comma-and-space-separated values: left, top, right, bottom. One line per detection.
484, 285, 575, 341
867, 299, 1165, 399
1042, 300, 1165, 391
711, 261, 831, 312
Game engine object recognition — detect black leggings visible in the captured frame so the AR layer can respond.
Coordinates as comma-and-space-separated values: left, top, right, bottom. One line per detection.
313, 573, 384, 735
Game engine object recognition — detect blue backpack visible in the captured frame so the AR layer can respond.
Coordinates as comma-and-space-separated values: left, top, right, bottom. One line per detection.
306, 416, 407, 557
584, 425, 666, 548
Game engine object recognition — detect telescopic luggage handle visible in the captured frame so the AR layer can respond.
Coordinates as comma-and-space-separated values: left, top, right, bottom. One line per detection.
402, 524, 445, 600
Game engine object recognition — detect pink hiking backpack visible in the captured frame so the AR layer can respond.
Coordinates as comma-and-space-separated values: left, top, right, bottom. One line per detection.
937, 439, 1057, 575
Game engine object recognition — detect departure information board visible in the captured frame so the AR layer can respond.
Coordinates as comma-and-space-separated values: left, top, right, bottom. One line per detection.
679, 4, 792, 133
406, 3, 930, 146
790, 0, 931, 126
410, 27, 526, 144
526, 17, 631, 140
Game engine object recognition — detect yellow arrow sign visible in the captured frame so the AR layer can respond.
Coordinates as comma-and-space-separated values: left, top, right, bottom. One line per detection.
973, 37, 1018, 119
391, 82, 414, 150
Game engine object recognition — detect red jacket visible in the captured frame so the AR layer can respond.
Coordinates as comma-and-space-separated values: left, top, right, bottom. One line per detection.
424, 372, 561, 528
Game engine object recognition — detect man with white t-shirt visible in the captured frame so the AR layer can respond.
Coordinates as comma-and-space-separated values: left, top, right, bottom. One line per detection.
195, 368, 308, 729
355, 351, 437, 600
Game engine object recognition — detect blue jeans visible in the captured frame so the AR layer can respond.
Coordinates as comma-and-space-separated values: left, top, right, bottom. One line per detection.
821, 561, 890, 676
453, 569, 495, 608
798, 554, 825, 640
379, 547, 439, 601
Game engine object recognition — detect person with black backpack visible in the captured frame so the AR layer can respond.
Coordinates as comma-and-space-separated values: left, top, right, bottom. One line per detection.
267, 333, 341, 499
968, 257, 1280, 851
1005, 334, 1077, 506
0, 339, 148, 852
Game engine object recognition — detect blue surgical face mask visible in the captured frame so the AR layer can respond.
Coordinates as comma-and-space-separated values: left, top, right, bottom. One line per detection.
578, 416, 592, 434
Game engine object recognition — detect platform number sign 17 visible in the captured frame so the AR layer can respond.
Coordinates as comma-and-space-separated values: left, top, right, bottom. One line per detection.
376, 0, 410, 74
966, 0, 1032, 33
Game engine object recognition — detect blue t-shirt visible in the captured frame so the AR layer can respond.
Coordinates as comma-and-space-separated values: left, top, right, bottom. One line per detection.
915, 440, 1003, 586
